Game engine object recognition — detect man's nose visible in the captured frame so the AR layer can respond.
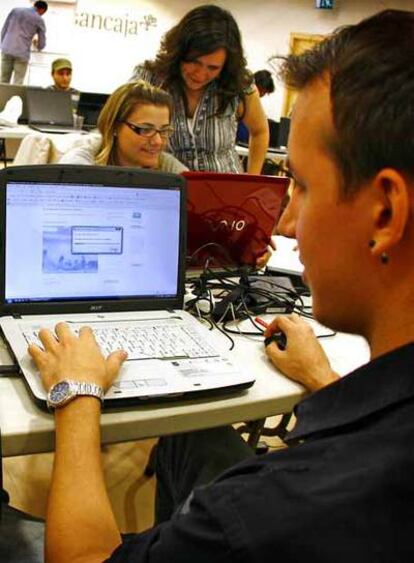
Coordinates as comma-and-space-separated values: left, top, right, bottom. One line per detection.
277, 194, 297, 238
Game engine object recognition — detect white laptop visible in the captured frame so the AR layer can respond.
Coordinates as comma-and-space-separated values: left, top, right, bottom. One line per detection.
0, 165, 254, 409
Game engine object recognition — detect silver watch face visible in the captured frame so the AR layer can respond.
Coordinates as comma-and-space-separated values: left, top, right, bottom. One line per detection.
49, 380, 71, 405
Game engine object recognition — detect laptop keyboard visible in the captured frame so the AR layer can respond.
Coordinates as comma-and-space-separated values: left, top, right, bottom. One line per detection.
22, 320, 218, 360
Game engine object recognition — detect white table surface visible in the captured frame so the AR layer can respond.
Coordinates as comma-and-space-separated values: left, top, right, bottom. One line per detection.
0, 314, 369, 458
235, 144, 287, 159
0, 124, 33, 139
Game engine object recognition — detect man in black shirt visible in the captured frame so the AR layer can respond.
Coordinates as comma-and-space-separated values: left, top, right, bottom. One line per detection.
28, 9, 414, 562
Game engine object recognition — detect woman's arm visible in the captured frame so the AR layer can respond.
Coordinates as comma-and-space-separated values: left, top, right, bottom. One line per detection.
238, 87, 269, 174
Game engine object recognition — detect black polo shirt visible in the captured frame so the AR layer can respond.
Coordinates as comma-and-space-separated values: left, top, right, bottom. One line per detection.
108, 343, 414, 562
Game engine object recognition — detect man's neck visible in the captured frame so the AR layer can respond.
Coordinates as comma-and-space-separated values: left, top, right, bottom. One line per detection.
366, 290, 414, 360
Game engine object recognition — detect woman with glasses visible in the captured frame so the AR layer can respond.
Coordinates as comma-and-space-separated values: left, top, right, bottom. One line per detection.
60, 80, 187, 173
131, 4, 269, 174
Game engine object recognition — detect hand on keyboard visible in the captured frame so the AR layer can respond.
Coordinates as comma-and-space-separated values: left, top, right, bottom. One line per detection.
27, 322, 128, 393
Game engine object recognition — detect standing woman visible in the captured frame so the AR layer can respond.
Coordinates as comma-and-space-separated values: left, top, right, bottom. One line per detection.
131, 4, 269, 174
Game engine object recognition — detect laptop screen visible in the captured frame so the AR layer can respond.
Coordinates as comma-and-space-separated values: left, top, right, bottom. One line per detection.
183, 172, 289, 268
5, 181, 181, 304
77, 91, 109, 127
26, 88, 73, 126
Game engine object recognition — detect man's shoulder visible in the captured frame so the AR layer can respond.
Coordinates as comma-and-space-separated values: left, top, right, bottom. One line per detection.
194, 423, 414, 558
15, 7, 34, 17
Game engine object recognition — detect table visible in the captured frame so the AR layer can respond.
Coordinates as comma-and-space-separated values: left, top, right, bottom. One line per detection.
0, 317, 369, 458
235, 144, 287, 160
0, 125, 33, 140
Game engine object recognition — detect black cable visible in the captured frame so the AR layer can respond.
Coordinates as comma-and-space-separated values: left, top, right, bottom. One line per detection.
183, 269, 338, 348
209, 317, 235, 350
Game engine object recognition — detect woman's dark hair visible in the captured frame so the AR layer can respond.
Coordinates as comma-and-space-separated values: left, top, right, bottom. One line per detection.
279, 9, 414, 197
144, 4, 251, 115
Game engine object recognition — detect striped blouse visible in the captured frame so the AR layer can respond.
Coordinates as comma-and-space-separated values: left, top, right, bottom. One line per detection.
131, 65, 254, 173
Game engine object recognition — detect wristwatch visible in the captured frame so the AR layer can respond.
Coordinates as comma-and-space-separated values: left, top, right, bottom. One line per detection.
47, 379, 104, 409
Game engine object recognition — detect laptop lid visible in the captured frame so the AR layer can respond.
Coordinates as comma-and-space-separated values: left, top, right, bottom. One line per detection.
77, 91, 109, 128
268, 119, 280, 148
278, 117, 291, 148
0, 165, 187, 317
183, 172, 289, 268
26, 89, 74, 128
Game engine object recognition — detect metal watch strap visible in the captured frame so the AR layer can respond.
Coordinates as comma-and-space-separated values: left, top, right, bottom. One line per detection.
70, 380, 105, 403
47, 379, 105, 410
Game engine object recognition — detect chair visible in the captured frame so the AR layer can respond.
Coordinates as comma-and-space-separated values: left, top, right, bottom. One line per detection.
12, 131, 100, 166
144, 413, 294, 477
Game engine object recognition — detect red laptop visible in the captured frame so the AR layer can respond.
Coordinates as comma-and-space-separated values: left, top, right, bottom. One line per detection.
183, 172, 290, 268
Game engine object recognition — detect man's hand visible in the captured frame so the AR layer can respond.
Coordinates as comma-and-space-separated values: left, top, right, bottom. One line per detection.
264, 314, 339, 392
28, 322, 127, 393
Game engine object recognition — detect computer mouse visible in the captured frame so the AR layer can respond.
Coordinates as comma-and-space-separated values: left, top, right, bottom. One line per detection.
264, 331, 287, 351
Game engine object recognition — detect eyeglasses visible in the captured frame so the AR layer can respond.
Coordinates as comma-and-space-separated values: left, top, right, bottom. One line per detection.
121, 121, 173, 139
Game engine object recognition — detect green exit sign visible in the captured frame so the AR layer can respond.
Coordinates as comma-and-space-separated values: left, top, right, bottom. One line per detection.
316, 0, 334, 8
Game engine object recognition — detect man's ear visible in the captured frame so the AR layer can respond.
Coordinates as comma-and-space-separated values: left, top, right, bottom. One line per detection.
369, 168, 410, 257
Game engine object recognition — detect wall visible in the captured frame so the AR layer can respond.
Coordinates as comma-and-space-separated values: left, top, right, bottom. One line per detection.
1, 0, 413, 119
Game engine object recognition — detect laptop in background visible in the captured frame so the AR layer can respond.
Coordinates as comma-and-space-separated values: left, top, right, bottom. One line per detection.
0, 165, 253, 409
277, 117, 291, 148
183, 172, 289, 269
268, 119, 280, 148
27, 89, 78, 133
237, 119, 289, 157
77, 91, 109, 130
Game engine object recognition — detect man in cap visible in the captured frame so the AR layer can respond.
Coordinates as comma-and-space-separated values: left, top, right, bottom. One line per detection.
48, 57, 80, 112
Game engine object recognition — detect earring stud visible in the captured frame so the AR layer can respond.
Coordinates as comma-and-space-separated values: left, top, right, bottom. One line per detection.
380, 253, 389, 265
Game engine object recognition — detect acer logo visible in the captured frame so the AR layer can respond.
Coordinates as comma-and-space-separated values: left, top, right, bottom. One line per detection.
207, 219, 246, 232
90, 305, 104, 311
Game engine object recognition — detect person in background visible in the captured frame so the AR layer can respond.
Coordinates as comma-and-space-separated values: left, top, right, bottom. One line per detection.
237, 69, 275, 145
28, 9, 414, 562
131, 4, 269, 174
253, 69, 275, 98
0, 1, 48, 85
60, 79, 187, 174
59, 79, 271, 268
48, 57, 80, 113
